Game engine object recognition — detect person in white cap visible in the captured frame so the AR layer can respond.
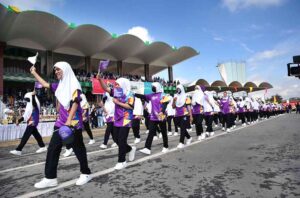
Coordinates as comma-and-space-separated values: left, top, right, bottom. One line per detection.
30, 62, 92, 188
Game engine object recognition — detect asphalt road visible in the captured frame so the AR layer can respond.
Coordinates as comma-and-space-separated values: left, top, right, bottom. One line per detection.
0, 113, 299, 198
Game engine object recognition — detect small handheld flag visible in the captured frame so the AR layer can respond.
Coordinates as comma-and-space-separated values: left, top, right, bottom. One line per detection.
28, 52, 39, 65
98, 60, 110, 74
34, 81, 43, 89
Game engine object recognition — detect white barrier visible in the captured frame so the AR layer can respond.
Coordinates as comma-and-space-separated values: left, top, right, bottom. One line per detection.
0, 122, 55, 142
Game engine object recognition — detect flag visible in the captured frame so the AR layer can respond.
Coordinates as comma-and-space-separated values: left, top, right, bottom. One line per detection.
273, 96, 277, 104
98, 60, 110, 73
249, 87, 253, 92
28, 52, 38, 65
34, 81, 43, 89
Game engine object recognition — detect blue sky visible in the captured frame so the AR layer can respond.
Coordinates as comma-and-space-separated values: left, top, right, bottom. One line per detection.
1, 0, 300, 99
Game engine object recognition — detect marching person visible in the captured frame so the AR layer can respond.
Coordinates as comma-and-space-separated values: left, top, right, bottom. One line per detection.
192, 85, 205, 141
166, 94, 177, 136
203, 91, 214, 137
132, 97, 143, 144
173, 84, 193, 148
81, 94, 95, 144
219, 92, 231, 132
100, 92, 117, 149
135, 82, 169, 155
97, 75, 136, 170
10, 91, 47, 155
31, 62, 92, 188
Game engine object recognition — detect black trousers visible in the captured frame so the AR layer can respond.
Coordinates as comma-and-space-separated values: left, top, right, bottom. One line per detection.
113, 126, 132, 163
145, 120, 168, 149
238, 112, 245, 124
204, 114, 213, 132
145, 116, 150, 130
213, 114, 219, 125
103, 122, 114, 145
132, 119, 141, 139
173, 117, 179, 132
222, 113, 231, 128
193, 114, 203, 136
167, 116, 174, 132
176, 116, 191, 143
45, 126, 91, 179
16, 125, 45, 151
83, 121, 93, 140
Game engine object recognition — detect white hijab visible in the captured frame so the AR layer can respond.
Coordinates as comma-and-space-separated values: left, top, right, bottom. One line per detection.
104, 92, 115, 118
152, 82, 163, 93
116, 78, 131, 96
133, 97, 143, 116
80, 94, 89, 109
203, 91, 213, 112
175, 84, 186, 107
166, 95, 175, 116
192, 85, 204, 106
23, 92, 40, 122
54, 62, 82, 110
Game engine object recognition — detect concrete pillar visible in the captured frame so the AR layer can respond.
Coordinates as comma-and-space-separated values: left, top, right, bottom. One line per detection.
0, 42, 6, 97
168, 66, 173, 82
41, 53, 46, 75
85, 56, 91, 73
144, 64, 149, 81
117, 61, 123, 76
46, 51, 53, 76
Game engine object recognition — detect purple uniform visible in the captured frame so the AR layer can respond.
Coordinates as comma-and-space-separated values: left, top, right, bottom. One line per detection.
192, 103, 203, 115
175, 98, 191, 117
145, 92, 167, 121
51, 83, 83, 129
220, 98, 230, 114
110, 89, 134, 127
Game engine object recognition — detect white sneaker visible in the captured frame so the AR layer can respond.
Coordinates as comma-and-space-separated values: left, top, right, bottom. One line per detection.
177, 143, 185, 149
10, 150, 22, 156
173, 132, 179, 136
214, 124, 218, 128
222, 127, 225, 131
129, 146, 136, 161
242, 123, 246, 126
205, 132, 209, 137
210, 132, 215, 137
187, 128, 192, 132
36, 147, 47, 153
161, 147, 169, 153
201, 133, 206, 140
167, 132, 173, 136
88, 139, 95, 145
186, 137, 192, 145
145, 130, 149, 134
63, 148, 73, 157
76, 174, 92, 186
111, 143, 117, 148
114, 162, 127, 170
100, 144, 108, 149
158, 133, 162, 139
153, 136, 158, 141
226, 129, 231, 133
139, 148, 151, 155
233, 125, 236, 128
197, 136, 202, 141
34, 178, 58, 189
134, 138, 141, 144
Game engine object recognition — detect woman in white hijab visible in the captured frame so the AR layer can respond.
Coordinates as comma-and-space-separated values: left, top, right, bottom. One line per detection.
166, 94, 177, 136
100, 92, 117, 149
80, 93, 95, 144
192, 85, 205, 140
10, 91, 47, 156
97, 75, 136, 170
172, 84, 193, 148
132, 97, 143, 144
30, 62, 92, 188
203, 91, 214, 137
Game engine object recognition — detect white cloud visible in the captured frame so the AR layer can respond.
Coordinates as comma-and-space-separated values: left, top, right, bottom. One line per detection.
127, 26, 154, 42
222, 0, 285, 12
247, 49, 286, 63
213, 37, 224, 42
0, 0, 65, 11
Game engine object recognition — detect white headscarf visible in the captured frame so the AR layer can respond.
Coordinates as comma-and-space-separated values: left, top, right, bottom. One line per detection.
80, 94, 89, 109
166, 95, 175, 116
54, 62, 82, 109
152, 82, 163, 93
104, 92, 115, 118
203, 91, 213, 112
237, 97, 245, 108
23, 92, 40, 122
116, 78, 131, 96
175, 84, 186, 107
133, 97, 143, 116
192, 85, 204, 106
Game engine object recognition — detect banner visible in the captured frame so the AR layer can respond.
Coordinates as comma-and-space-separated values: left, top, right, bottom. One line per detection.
130, 81, 144, 94
92, 78, 115, 94
144, 82, 153, 94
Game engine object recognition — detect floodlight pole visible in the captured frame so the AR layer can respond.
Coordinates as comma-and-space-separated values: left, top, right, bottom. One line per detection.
168, 66, 173, 82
